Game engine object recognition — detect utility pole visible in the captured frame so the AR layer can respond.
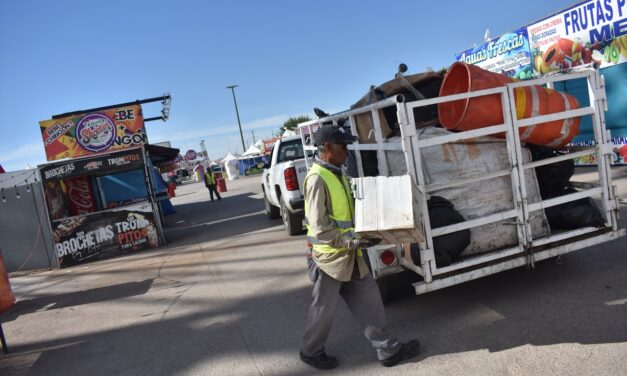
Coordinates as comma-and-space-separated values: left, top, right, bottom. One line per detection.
226, 85, 246, 153
251, 130, 256, 144
200, 140, 208, 161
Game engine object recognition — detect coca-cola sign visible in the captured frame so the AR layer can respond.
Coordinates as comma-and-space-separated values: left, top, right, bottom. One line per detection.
67, 176, 97, 216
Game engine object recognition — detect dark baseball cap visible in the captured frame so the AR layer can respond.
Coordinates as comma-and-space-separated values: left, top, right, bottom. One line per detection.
313, 125, 358, 146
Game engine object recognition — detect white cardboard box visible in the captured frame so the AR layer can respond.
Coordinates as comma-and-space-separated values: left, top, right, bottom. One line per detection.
353, 175, 425, 244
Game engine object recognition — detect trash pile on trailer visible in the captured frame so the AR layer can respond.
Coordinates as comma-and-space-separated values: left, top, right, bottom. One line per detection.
298, 63, 624, 295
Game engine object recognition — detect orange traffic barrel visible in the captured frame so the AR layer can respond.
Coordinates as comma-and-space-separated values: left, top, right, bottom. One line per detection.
0, 251, 15, 314
216, 178, 227, 193
438, 62, 580, 148
167, 183, 176, 198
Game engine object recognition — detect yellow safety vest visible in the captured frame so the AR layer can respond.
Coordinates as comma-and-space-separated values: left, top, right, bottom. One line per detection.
305, 163, 362, 257
205, 171, 215, 185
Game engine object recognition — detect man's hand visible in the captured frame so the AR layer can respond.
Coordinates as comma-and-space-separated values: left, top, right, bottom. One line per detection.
348, 236, 382, 250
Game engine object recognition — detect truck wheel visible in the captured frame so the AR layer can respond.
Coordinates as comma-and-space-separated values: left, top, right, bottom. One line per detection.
280, 197, 303, 235
263, 190, 280, 219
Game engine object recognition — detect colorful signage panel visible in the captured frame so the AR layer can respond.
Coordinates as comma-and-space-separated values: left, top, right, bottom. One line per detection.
262, 137, 280, 154
527, 0, 627, 75
40, 147, 144, 183
455, 27, 534, 79
52, 201, 160, 268
185, 150, 197, 161
40, 105, 146, 161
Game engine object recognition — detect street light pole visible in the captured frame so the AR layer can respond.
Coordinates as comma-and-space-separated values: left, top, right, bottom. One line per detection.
226, 85, 246, 154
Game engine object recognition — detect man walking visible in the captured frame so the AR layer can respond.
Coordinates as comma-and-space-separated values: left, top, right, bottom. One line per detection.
299, 124, 420, 370
204, 167, 221, 202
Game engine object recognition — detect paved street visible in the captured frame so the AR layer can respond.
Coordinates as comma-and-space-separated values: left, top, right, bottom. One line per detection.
1, 174, 626, 376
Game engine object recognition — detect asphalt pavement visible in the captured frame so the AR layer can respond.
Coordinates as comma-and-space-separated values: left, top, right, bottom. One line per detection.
0, 173, 626, 376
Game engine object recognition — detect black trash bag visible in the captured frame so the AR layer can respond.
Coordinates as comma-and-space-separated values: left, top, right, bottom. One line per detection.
410, 196, 470, 267
360, 151, 379, 177
345, 146, 380, 178
544, 187, 605, 229
528, 145, 575, 198
346, 150, 379, 177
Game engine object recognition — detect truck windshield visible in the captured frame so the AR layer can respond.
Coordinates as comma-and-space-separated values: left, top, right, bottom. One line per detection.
276, 140, 306, 163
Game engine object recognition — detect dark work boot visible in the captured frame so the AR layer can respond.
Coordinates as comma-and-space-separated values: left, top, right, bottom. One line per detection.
381, 340, 421, 367
299, 351, 339, 370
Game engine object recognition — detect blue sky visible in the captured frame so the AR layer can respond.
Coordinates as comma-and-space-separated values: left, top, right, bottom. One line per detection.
0, 0, 577, 171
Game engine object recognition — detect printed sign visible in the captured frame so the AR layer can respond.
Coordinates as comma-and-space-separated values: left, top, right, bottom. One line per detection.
66, 176, 97, 216
456, 27, 534, 79
40, 147, 144, 183
39, 105, 147, 161
262, 137, 280, 154
185, 150, 197, 161
44, 180, 70, 220
527, 0, 627, 75
52, 201, 160, 268
571, 137, 627, 165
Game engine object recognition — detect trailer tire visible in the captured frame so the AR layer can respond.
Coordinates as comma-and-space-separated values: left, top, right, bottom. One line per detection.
263, 189, 280, 219
280, 197, 303, 235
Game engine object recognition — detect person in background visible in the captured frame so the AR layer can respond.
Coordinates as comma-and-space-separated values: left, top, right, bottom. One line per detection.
204, 167, 221, 202
299, 124, 420, 370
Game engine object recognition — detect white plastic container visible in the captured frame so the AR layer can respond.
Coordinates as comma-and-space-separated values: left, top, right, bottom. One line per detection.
353, 175, 425, 244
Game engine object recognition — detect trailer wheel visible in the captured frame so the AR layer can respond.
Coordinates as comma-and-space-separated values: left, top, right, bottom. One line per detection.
280, 197, 303, 235
263, 189, 280, 219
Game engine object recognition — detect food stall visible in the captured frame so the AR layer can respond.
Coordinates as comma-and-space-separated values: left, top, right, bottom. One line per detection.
36, 96, 174, 268
38, 147, 165, 268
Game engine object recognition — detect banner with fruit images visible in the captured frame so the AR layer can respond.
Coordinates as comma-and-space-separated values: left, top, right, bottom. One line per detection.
39, 104, 147, 161
455, 27, 534, 80
527, 0, 627, 75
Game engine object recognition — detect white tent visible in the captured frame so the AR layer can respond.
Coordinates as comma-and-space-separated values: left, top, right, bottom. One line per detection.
242, 144, 262, 157
281, 129, 297, 137
222, 153, 240, 180
222, 153, 239, 162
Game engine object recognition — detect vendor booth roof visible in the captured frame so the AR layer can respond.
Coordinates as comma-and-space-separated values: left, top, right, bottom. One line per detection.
242, 145, 261, 157
223, 153, 240, 161
145, 144, 180, 163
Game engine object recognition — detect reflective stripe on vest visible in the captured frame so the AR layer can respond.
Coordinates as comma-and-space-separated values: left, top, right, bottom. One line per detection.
305, 163, 362, 257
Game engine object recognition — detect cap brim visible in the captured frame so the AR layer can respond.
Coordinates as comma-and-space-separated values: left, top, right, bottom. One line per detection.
331, 134, 358, 144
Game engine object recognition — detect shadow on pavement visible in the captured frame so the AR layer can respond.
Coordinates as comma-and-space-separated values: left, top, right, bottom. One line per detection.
0, 279, 155, 323
162, 191, 291, 247
1, 240, 625, 376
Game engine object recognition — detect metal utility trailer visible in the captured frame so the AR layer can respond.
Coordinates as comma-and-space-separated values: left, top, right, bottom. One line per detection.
298, 68, 625, 295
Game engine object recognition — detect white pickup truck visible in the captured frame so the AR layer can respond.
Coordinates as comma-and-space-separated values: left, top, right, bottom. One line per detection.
261, 135, 310, 235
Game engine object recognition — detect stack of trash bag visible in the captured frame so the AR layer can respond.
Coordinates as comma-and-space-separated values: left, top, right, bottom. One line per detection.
529, 145, 604, 230
410, 196, 470, 268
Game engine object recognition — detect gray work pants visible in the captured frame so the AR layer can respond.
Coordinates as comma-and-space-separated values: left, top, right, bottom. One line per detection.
301, 266, 401, 360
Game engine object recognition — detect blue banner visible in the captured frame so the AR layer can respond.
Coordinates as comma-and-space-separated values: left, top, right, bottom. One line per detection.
456, 27, 534, 80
